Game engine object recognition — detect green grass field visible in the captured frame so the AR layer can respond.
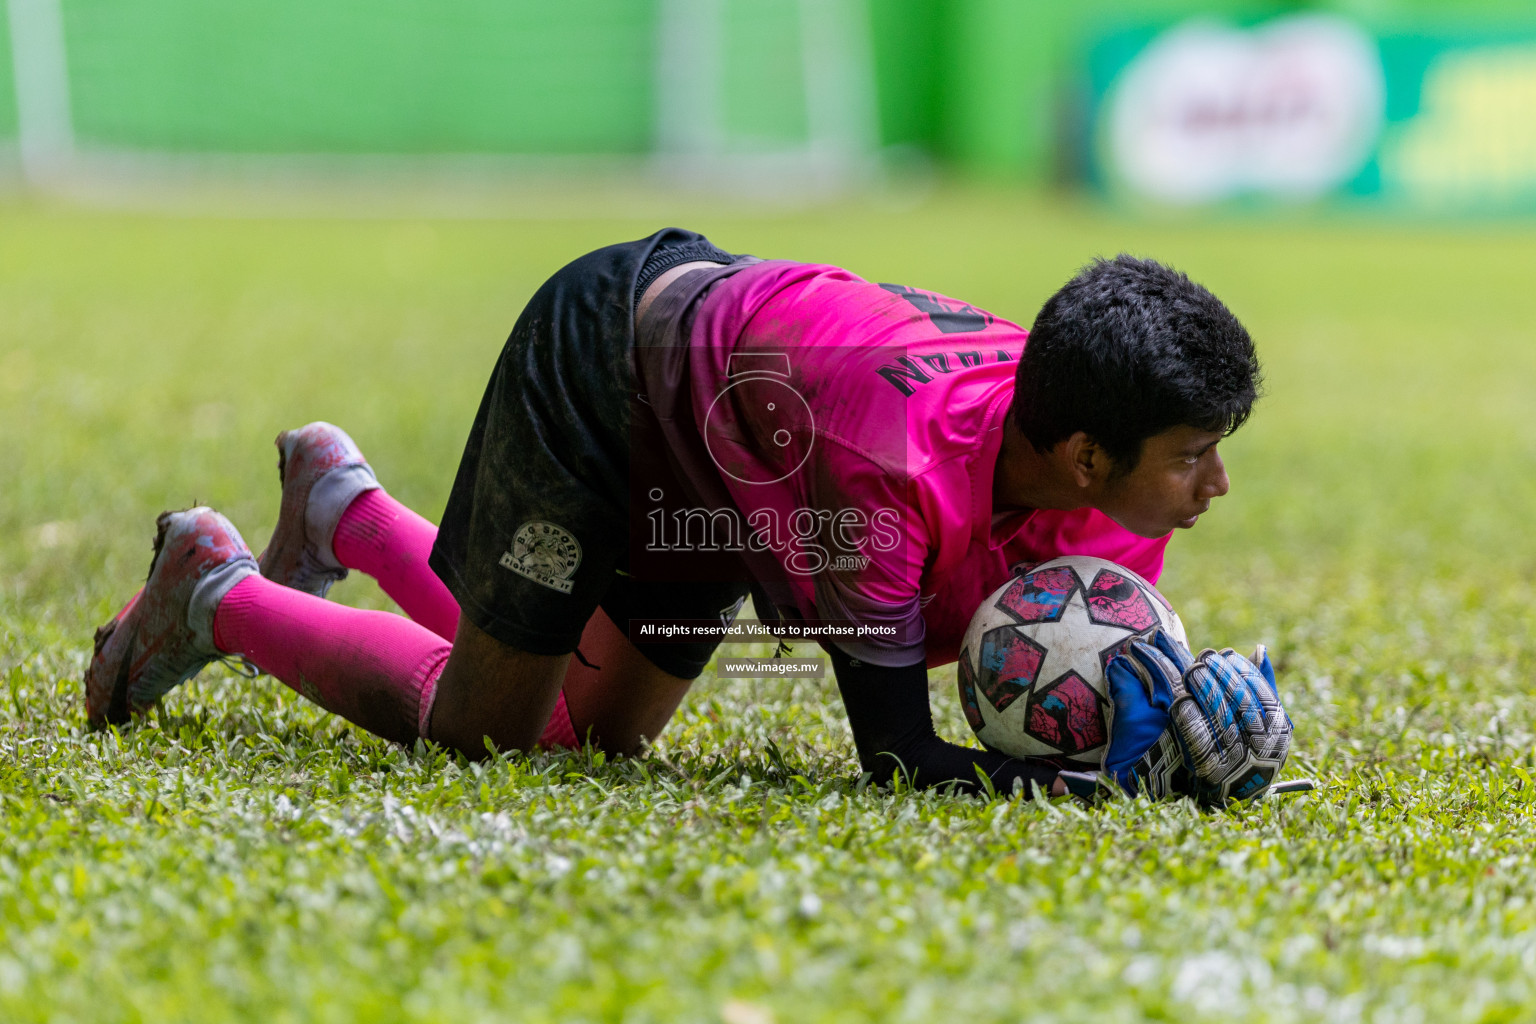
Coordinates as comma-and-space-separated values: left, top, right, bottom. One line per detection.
5, 188, 1536, 1022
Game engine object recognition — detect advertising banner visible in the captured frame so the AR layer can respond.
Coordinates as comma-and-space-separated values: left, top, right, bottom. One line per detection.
1088, 12, 1536, 211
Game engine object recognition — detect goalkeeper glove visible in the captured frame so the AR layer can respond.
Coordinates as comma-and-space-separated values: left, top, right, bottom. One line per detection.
1059, 629, 1294, 806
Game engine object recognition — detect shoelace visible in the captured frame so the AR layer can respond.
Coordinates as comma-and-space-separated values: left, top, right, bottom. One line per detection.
221, 655, 262, 679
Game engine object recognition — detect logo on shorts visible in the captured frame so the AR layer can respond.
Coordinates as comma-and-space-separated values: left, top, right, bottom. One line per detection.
500, 521, 582, 595
719, 595, 747, 628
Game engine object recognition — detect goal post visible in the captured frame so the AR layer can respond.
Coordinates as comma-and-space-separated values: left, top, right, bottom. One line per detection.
7, 0, 75, 182
653, 0, 879, 188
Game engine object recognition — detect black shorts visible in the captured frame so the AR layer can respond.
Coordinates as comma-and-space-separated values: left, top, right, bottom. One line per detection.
428, 229, 756, 679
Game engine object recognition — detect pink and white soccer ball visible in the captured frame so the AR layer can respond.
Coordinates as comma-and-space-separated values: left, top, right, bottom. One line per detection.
957, 555, 1187, 769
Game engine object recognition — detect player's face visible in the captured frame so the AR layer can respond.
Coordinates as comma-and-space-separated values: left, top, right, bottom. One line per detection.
1098, 426, 1230, 538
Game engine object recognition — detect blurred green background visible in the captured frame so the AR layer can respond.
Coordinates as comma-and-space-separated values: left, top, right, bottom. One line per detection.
6, 0, 1536, 198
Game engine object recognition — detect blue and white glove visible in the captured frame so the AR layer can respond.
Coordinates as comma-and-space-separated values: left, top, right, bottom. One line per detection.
1105, 629, 1196, 799
1177, 643, 1293, 805
1059, 629, 1293, 806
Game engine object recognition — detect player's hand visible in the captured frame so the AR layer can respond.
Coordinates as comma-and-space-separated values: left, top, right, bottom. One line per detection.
1175, 644, 1293, 806
1059, 630, 1198, 801
1100, 628, 1197, 800
1060, 630, 1293, 806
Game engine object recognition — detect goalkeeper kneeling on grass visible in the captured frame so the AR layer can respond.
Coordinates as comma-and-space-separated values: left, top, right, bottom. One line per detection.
85, 229, 1292, 806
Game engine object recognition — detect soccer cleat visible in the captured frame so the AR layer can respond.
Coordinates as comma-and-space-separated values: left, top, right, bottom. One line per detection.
84, 507, 259, 728
256, 421, 379, 598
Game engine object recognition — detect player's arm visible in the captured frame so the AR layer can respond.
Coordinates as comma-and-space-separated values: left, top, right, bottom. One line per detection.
826, 644, 1062, 797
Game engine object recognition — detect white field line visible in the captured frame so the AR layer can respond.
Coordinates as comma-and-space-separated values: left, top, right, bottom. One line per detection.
16, 146, 926, 217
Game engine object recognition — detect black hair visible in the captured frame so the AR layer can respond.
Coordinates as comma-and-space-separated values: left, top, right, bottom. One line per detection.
1012, 254, 1260, 473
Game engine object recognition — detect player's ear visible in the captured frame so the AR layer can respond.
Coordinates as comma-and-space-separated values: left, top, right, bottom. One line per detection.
1063, 431, 1106, 488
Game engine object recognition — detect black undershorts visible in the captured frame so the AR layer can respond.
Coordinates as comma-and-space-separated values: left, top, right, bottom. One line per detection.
427, 228, 757, 679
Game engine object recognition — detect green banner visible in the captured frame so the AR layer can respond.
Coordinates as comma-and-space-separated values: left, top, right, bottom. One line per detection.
1088, 12, 1536, 210
59, 0, 655, 154
2, 0, 882, 160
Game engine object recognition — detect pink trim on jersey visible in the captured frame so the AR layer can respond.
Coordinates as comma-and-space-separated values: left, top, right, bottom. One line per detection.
679, 261, 1170, 667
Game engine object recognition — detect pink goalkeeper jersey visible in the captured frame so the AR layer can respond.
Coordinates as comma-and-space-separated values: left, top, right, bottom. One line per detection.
669, 260, 1171, 668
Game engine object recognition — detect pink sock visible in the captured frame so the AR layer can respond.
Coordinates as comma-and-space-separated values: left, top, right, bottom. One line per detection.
214, 572, 578, 750
541, 695, 578, 748
215, 574, 447, 745
333, 488, 460, 641
330, 488, 579, 750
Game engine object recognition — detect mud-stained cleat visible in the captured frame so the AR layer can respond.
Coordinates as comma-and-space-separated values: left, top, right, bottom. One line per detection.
257, 421, 379, 598
84, 507, 259, 728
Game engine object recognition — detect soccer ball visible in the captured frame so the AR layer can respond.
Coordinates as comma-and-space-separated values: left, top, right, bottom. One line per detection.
957, 555, 1187, 769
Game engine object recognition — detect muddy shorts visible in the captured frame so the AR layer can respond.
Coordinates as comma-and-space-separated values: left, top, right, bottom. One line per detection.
428, 228, 756, 678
